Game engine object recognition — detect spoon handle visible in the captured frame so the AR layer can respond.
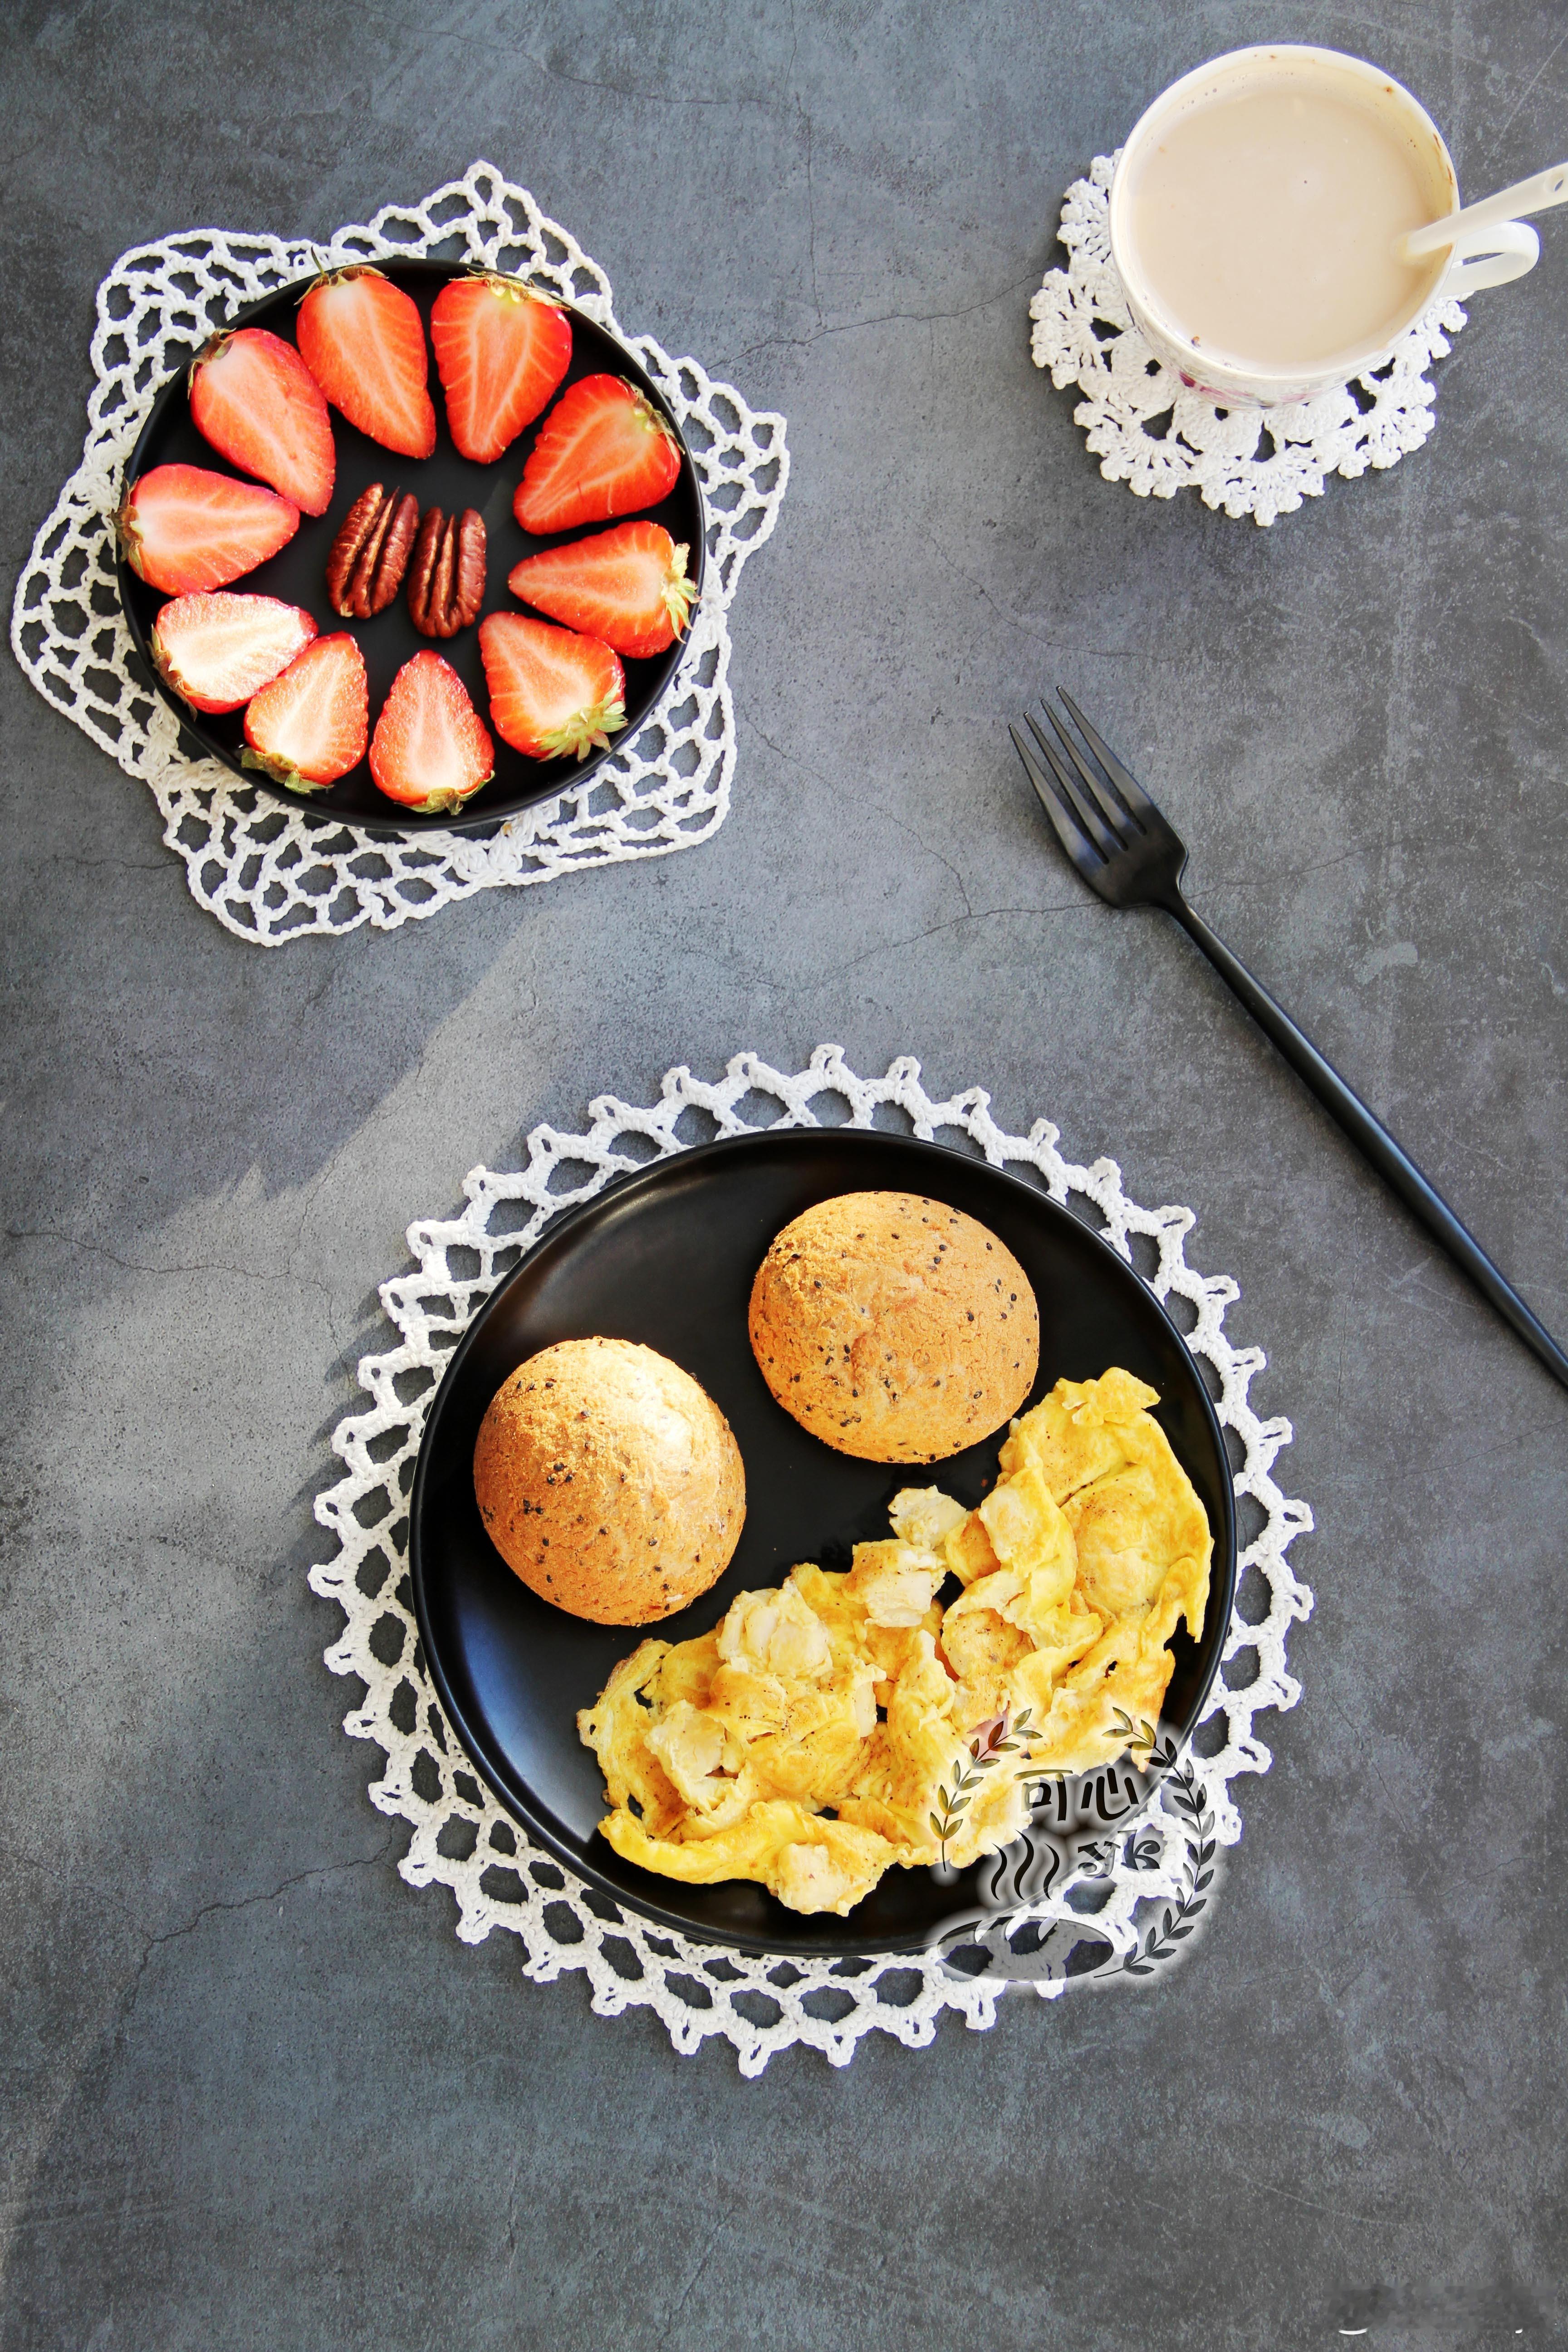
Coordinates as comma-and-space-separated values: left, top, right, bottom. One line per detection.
1401, 161, 1568, 259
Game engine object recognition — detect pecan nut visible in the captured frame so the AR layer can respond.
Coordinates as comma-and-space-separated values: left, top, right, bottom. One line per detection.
325, 484, 418, 618
407, 505, 486, 638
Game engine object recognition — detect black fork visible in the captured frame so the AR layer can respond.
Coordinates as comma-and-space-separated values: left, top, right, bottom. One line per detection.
1011, 689, 1568, 1394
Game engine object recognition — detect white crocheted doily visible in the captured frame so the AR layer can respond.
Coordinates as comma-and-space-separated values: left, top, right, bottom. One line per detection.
313, 1048, 1314, 2074
1029, 153, 1467, 524
10, 162, 788, 944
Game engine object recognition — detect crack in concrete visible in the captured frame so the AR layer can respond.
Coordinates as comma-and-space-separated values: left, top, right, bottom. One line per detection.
742, 712, 830, 785
43, 856, 171, 873
1203, 846, 1368, 890
520, 49, 775, 112
803, 106, 821, 330
718, 271, 1040, 369
504, 2149, 520, 2277
121, 1838, 397, 2025
788, 900, 1095, 987
932, 538, 1182, 668
6, 1225, 341, 1321
1259, 2178, 1385, 2229
7, 1224, 284, 1284
874, 804, 974, 920
1487, 21, 1568, 155
664, 2214, 725, 2331
740, 711, 1032, 932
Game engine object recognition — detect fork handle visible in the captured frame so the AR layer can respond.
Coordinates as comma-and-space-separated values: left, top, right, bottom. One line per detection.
1172, 895, 1568, 1392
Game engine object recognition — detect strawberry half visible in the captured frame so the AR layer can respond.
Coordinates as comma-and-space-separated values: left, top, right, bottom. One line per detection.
297, 267, 436, 460
116, 464, 300, 595
430, 274, 572, 465
189, 328, 335, 516
514, 374, 681, 535
507, 522, 695, 659
368, 651, 494, 815
241, 633, 368, 792
150, 593, 318, 715
479, 612, 626, 762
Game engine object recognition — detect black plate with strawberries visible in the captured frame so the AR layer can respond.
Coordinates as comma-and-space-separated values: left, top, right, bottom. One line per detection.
116, 258, 706, 833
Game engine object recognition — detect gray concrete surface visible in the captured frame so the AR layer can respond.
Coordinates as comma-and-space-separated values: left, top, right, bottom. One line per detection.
3, 4, 1566, 2347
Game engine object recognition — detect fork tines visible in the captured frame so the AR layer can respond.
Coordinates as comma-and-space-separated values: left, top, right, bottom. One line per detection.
1009, 688, 1183, 903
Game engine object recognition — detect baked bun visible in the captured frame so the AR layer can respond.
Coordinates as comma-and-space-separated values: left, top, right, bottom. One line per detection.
473, 1338, 745, 1625
748, 1192, 1039, 1463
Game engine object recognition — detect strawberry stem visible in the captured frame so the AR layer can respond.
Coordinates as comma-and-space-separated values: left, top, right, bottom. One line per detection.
240, 746, 328, 795
662, 544, 696, 637
539, 693, 627, 763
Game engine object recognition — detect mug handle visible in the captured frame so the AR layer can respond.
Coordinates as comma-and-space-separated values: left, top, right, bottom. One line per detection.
1443, 217, 1540, 294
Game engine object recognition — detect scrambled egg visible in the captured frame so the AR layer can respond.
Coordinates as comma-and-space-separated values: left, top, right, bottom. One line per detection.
576, 1367, 1212, 1915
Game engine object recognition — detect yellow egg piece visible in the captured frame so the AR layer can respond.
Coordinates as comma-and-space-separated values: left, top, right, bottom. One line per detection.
576, 1366, 1214, 1913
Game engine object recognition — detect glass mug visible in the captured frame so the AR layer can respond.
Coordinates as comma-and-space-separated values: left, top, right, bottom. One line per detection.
1107, 44, 1539, 409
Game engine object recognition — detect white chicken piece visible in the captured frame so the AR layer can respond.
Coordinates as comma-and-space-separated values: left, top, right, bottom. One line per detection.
717, 1577, 833, 1680
887, 1486, 969, 1552
977, 1460, 1077, 1612
773, 1841, 872, 1915
844, 1538, 946, 1627
646, 1699, 748, 1822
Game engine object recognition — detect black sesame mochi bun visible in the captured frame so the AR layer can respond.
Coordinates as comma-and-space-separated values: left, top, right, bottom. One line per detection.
472, 1337, 746, 1625
748, 1192, 1039, 1463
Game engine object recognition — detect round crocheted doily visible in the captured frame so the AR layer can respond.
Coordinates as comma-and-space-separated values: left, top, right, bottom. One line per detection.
313, 1048, 1314, 2074
10, 162, 789, 944
1029, 152, 1468, 525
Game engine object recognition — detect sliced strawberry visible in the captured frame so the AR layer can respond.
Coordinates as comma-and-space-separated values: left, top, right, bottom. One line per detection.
479, 612, 626, 762
241, 633, 368, 792
116, 464, 300, 595
368, 651, 494, 814
517, 376, 681, 539
514, 374, 681, 534
430, 274, 572, 465
188, 328, 335, 515
297, 267, 436, 460
507, 522, 695, 659
150, 593, 318, 714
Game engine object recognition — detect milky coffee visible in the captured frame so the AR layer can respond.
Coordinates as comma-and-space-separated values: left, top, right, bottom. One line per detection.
1123, 73, 1450, 372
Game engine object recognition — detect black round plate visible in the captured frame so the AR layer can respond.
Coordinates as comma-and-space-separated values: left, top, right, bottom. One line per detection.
117, 258, 706, 834
409, 1129, 1239, 1957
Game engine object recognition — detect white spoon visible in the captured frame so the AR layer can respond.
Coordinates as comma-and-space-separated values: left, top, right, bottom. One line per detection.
1398, 160, 1568, 260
